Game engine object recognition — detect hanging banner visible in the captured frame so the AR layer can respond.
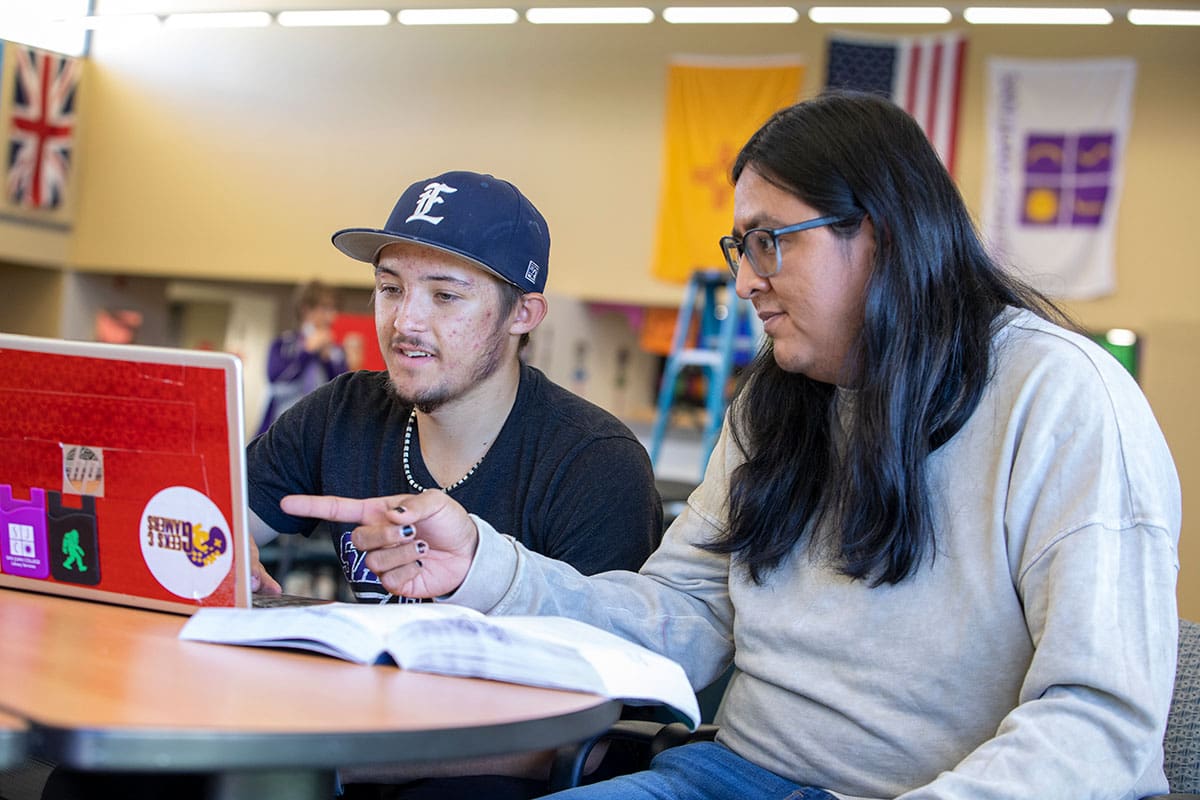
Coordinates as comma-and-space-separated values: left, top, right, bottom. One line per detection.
824, 32, 967, 174
651, 56, 804, 284
4, 42, 82, 214
982, 58, 1137, 300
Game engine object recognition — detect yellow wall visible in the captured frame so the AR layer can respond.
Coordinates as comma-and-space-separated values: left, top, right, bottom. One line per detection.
1, 15, 1197, 617
0, 220, 70, 271
0, 261, 64, 337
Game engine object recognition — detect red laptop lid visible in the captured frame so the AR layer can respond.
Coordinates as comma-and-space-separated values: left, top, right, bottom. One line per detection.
0, 334, 252, 614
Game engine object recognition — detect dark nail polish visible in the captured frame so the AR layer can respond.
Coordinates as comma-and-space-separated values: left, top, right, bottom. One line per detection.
415, 541, 428, 555
399, 524, 415, 538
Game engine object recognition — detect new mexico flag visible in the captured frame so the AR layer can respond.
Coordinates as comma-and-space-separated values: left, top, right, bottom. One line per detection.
651, 57, 805, 283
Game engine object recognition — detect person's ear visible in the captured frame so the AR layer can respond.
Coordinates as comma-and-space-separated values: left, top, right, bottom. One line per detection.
510, 292, 548, 335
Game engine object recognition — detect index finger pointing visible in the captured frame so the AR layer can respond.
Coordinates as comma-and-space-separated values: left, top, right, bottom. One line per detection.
281, 494, 372, 523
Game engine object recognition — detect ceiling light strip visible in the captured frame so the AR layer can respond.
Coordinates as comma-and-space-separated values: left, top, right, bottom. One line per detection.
164, 12, 273, 29
808, 6, 952, 24
1127, 8, 1200, 25
397, 8, 519, 24
962, 6, 1114, 25
662, 6, 799, 24
276, 9, 392, 27
526, 7, 654, 24
76, 13, 161, 30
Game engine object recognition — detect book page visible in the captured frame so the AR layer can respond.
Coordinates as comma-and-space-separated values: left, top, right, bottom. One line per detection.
180, 603, 395, 663
384, 613, 608, 698
487, 617, 701, 728
181, 603, 700, 727
384, 613, 700, 728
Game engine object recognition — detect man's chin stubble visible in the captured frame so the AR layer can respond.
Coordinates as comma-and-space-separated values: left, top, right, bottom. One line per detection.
385, 373, 447, 414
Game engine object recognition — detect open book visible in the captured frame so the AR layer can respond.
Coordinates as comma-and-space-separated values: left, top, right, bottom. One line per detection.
180, 602, 700, 728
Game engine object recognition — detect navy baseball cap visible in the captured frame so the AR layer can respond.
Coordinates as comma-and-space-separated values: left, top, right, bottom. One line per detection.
331, 170, 550, 294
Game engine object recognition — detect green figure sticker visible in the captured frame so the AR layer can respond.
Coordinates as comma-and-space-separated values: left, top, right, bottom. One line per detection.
48, 492, 100, 586
62, 529, 88, 572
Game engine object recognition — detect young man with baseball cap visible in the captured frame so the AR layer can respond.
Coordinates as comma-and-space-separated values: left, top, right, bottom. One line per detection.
248, 169, 661, 603
245, 171, 662, 798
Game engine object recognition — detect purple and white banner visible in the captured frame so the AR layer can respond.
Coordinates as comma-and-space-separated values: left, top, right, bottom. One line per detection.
982, 58, 1136, 300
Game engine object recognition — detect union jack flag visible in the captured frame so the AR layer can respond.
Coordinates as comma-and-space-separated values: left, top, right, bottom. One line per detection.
6, 44, 82, 210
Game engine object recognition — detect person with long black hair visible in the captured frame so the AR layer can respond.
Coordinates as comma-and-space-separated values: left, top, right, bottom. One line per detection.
286, 92, 1181, 800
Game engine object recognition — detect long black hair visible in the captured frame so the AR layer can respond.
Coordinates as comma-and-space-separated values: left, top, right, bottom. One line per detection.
714, 90, 1071, 586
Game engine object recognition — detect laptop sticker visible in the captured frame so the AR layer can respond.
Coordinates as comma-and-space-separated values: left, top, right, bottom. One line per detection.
139, 486, 233, 600
47, 491, 101, 586
62, 444, 105, 497
0, 486, 50, 579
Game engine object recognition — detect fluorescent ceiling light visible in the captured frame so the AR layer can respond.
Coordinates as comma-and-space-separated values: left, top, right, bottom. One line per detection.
397, 8, 520, 24
526, 7, 654, 23
0, 22, 89, 56
276, 9, 391, 27
164, 12, 272, 29
77, 13, 162, 31
0, 0, 90, 55
1127, 8, 1200, 25
662, 6, 800, 23
808, 6, 951, 24
963, 7, 1113, 25
0, 0, 86, 24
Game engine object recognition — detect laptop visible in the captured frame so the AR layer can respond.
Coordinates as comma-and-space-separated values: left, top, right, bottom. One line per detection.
0, 333, 325, 614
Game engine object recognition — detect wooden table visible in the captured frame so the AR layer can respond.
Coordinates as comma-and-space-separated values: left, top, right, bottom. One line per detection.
0, 588, 621, 799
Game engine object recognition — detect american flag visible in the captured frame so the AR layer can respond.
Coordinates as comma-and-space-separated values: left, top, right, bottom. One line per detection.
6, 44, 82, 210
824, 33, 967, 175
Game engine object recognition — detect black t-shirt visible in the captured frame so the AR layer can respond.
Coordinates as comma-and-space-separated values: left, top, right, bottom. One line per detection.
247, 364, 662, 602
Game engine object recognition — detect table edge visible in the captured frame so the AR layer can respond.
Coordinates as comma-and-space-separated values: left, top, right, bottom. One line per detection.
30, 698, 623, 771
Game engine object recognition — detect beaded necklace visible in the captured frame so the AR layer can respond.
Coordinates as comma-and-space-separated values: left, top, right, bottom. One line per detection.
401, 408, 486, 493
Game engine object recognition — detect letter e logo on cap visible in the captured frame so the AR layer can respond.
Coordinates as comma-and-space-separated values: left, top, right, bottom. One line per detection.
406, 182, 458, 225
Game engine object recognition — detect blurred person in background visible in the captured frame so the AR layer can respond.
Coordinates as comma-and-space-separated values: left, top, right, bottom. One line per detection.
256, 279, 348, 436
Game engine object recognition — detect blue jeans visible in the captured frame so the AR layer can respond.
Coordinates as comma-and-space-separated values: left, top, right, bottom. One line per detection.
544, 741, 838, 800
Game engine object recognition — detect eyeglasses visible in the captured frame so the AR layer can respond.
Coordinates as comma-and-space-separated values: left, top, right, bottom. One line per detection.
719, 215, 845, 278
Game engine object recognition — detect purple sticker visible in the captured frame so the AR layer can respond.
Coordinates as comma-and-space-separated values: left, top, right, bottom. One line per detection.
1, 485, 50, 579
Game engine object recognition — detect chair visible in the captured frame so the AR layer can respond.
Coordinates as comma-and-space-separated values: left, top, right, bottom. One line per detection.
1161, 617, 1200, 798
551, 618, 1200, 797
549, 668, 728, 791
654, 478, 698, 534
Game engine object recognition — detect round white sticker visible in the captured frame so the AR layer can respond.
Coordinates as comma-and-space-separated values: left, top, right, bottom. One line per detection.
139, 486, 233, 600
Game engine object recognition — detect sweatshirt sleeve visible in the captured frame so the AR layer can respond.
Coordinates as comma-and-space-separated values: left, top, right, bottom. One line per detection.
447, 425, 742, 692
